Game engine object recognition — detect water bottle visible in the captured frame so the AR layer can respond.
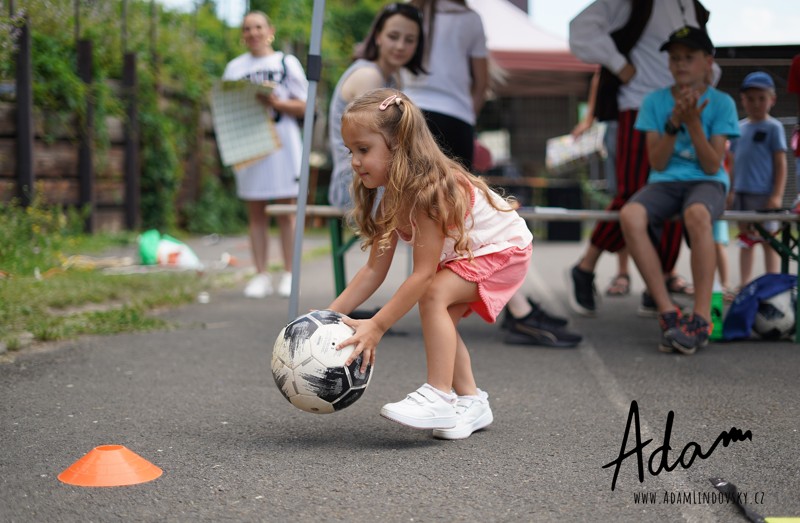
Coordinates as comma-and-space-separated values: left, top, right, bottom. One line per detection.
710, 279, 724, 341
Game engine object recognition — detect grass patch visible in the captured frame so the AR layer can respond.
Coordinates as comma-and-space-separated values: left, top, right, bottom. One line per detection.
0, 194, 225, 351
0, 196, 335, 353
0, 269, 215, 348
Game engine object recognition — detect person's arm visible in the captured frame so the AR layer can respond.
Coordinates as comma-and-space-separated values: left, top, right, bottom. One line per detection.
268, 96, 307, 118
768, 150, 788, 209
329, 234, 397, 316
470, 56, 489, 116
725, 146, 735, 209
646, 127, 677, 172
336, 211, 444, 372
261, 53, 308, 118
340, 66, 385, 103
673, 87, 725, 174
568, 0, 632, 78
572, 70, 599, 137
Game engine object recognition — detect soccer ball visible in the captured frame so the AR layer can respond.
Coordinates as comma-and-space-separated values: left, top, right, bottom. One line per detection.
271, 310, 372, 413
753, 288, 797, 340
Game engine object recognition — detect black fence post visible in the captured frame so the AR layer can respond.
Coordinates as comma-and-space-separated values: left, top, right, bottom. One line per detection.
123, 52, 140, 230
15, 17, 33, 206
77, 39, 94, 233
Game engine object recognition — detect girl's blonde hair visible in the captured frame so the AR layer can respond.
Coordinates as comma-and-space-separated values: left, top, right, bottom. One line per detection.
341, 88, 513, 257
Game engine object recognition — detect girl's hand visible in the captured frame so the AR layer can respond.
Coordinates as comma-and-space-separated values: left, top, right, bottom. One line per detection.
336, 317, 385, 373
766, 194, 782, 210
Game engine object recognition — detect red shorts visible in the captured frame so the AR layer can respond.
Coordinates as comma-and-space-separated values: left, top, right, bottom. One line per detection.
440, 243, 533, 323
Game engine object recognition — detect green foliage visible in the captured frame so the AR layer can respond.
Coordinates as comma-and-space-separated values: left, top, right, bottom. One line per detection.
0, 189, 88, 276
0, 194, 214, 347
137, 67, 180, 231
0, 11, 26, 80
183, 169, 247, 235
319, 1, 387, 85
1, 0, 400, 232
242, 0, 387, 102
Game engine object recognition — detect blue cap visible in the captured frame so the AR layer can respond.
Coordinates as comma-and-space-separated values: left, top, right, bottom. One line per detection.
741, 71, 775, 91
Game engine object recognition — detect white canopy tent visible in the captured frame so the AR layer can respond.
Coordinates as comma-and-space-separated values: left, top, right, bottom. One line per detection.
468, 0, 596, 96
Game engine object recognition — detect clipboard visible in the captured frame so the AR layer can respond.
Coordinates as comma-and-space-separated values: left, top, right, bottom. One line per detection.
210, 80, 281, 169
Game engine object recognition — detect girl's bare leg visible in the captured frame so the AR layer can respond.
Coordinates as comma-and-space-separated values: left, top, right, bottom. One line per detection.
418, 269, 479, 394
449, 304, 478, 397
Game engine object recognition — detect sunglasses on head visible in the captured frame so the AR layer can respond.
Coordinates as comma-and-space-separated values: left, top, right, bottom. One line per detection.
384, 3, 423, 21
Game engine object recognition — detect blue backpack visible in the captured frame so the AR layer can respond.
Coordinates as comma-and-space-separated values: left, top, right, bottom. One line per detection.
722, 273, 797, 341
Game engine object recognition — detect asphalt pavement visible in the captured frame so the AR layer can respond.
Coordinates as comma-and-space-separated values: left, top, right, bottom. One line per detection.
2, 230, 799, 522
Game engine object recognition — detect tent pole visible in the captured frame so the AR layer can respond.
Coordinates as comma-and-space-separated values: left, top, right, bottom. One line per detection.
288, 0, 325, 322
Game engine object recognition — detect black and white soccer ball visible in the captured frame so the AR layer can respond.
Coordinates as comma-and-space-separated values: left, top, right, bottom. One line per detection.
753, 288, 797, 340
271, 310, 372, 413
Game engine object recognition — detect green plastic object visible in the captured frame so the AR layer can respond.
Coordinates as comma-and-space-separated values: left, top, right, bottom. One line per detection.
710, 288, 724, 341
138, 229, 161, 265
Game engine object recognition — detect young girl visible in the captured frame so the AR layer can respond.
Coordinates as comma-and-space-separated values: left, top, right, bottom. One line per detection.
327, 88, 533, 439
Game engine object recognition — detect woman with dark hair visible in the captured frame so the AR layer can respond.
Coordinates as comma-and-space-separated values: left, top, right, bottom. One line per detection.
328, 3, 425, 209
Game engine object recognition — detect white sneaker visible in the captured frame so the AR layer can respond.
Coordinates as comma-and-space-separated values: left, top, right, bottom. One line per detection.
277, 271, 292, 298
380, 384, 458, 429
243, 273, 273, 298
432, 389, 493, 440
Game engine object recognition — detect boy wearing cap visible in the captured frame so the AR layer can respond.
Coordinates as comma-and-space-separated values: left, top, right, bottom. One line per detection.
728, 71, 788, 286
619, 26, 740, 354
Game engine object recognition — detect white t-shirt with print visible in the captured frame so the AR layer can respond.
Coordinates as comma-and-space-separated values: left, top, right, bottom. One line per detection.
222, 52, 308, 200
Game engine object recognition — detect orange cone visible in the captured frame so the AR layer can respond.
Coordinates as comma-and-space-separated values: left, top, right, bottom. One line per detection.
58, 445, 162, 487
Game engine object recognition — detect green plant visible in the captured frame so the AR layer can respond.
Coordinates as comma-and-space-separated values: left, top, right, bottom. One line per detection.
0, 190, 89, 277
0, 10, 26, 80
183, 168, 247, 234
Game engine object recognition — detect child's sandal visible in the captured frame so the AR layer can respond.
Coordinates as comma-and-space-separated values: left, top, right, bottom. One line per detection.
605, 274, 631, 296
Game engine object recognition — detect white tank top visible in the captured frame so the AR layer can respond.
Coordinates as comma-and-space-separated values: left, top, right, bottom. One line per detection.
397, 185, 533, 263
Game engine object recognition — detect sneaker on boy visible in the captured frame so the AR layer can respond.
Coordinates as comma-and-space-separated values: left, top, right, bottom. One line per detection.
569, 265, 597, 316
664, 314, 712, 355
501, 299, 569, 330
380, 384, 458, 429
657, 309, 682, 353
528, 298, 569, 327
638, 291, 659, 318
432, 389, 493, 440
504, 315, 583, 348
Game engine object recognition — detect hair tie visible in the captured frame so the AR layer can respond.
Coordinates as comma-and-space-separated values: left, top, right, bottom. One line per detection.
379, 94, 403, 111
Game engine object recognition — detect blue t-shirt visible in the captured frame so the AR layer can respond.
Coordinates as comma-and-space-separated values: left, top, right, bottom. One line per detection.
729, 116, 787, 195
635, 86, 740, 190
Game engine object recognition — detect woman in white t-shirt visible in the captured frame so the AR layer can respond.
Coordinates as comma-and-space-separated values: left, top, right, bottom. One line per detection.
222, 11, 308, 299
403, 0, 488, 171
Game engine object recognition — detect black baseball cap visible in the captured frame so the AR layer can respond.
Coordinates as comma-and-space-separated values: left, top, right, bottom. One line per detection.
659, 26, 715, 55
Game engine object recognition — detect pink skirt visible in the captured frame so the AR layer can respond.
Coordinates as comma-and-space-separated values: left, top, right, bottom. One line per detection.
440, 243, 533, 323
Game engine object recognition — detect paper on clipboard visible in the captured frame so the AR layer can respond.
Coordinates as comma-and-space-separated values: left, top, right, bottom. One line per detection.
210, 80, 281, 169
545, 122, 607, 172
